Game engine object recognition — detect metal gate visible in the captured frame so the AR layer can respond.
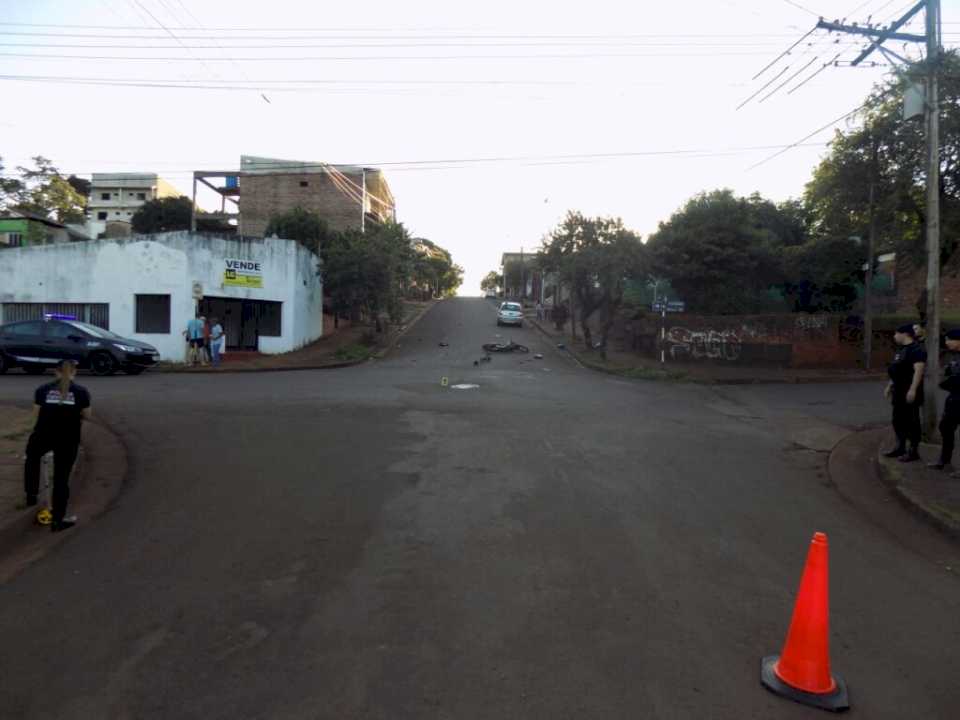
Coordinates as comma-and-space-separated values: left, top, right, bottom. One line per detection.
0, 303, 110, 329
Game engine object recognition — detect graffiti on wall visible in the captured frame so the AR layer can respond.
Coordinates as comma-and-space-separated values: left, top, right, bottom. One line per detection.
666, 327, 742, 361
795, 314, 829, 331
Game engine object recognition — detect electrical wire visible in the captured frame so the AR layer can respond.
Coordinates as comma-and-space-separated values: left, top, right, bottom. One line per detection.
782, 0, 821, 17
747, 102, 868, 170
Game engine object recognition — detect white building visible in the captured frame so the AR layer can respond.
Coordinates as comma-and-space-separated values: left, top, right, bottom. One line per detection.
0, 232, 323, 361
86, 173, 181, 239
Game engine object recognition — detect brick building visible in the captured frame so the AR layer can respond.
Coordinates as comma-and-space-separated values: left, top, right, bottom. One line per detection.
193, 155, 395, 237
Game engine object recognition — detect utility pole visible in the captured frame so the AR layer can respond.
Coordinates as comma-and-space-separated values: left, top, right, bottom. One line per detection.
923, 0, 942, 438
864, 135, 879, 370
816, 1, 941, 435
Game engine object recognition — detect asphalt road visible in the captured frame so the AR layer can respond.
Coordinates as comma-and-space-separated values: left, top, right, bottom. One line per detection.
1, 298, 958, 719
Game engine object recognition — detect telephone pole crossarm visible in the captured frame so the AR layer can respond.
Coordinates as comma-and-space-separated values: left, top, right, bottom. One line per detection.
849, 1, 927, 65
815, 19, 923, 44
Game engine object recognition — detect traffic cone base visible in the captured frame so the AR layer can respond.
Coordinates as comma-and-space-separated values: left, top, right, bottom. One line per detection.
761, 655, 849, 713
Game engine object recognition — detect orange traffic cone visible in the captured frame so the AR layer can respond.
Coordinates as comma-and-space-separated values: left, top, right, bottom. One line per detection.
761, 532, 849, 712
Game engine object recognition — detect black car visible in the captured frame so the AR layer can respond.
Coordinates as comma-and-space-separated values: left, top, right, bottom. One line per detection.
0, 319, 159, 376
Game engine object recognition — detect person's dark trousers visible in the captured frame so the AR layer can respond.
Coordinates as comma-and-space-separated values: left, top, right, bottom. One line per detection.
23, 432, 79, 522
892, 397, 922, 453
939, 396, 960, 464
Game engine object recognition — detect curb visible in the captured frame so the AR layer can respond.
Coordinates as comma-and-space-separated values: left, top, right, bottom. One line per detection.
0, 416, 127, 583
875, 446, 960, 541
373, 299, 440, 360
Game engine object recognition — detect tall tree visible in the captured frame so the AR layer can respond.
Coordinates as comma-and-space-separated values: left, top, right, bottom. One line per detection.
8, 156, 86, 224
645, 189, 786, 314
539, 211, 644, 356
480, 270, 502, 293
805, 51, 960, 275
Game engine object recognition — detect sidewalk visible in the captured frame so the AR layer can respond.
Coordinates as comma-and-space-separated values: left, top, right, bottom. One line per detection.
159, 299, 436, 373
527, 315, 887, 385
876, 438, 960, 540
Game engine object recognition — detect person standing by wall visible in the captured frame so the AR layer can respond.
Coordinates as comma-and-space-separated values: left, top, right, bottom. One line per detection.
23, 360, 91, 533
201, 316, 212, 365
209, 316, 224, 367
884, 324, 927, 462
930, 329, 960, 471
183, 314, 205, 367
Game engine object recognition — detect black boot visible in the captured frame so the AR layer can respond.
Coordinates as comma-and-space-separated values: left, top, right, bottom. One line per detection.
899, 449, 921, 463
883, 447, 906, 458
928, 461, 947, 470
50, 519, 75, 533
23, 495, 37, 507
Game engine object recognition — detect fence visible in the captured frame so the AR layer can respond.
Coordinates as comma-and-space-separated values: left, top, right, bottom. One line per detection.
0, 303, 110, 329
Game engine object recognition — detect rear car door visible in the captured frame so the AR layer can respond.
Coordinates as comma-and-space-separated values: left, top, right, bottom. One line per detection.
1, 321, 53, 365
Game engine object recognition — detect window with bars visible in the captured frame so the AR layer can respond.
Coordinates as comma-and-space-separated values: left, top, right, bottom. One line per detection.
1, 302, 109, 329
135, 294, 171, 333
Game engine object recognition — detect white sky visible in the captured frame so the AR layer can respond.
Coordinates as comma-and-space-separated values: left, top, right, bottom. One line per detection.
1, 0, 957, 294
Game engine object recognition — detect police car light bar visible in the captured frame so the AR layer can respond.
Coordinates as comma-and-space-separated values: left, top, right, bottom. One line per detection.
44, 313, 77, 321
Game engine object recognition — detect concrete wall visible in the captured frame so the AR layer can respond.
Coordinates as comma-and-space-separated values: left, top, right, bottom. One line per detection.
0, 231, 322, 361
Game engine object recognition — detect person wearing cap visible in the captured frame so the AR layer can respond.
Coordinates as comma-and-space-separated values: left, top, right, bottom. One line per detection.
930, 329, 960, 471
23, 359, 91, 532
884, 323, 927, 462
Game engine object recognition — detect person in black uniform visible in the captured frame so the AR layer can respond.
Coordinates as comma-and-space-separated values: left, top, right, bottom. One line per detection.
23, 359, 92, 532
930, 329, 960, 470
884, 323, 927, 462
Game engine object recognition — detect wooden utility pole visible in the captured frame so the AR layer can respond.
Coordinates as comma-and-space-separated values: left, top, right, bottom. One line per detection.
923, 0, 942, 437
816, 1, 941, 434
864, 135, 879, 370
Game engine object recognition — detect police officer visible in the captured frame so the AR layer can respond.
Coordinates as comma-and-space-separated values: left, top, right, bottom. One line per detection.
884, 323, 927, 462
930, 329, 960, 470
23, 359, 92, 532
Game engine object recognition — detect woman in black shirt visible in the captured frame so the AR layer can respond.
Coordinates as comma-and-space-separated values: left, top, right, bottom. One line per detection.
23, 359, 92, 532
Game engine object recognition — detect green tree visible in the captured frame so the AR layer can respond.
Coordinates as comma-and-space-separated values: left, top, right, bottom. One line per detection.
539, 211, 644, 356
132, 195, 193, 234
645, 190, 788, 314
480, 270, 502, 293
804, 51, 960, 280
6, 156, 86, 224
264, 206, 334, 254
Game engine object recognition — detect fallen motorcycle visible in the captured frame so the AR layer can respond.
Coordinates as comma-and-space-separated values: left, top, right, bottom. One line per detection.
482, 340, 529, 354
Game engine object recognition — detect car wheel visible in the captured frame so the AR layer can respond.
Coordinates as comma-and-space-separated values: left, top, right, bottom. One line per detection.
90, 352, 117, 376
0, 354, 8, 375
123, 366, 146, 375
22, 365, 46, 375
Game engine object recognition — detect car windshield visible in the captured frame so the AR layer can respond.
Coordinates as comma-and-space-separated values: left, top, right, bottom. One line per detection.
66, 321, 120, 339
503, 303, 521, 311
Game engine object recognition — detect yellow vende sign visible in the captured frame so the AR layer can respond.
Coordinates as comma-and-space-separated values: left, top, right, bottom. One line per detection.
224, 258, 263, 288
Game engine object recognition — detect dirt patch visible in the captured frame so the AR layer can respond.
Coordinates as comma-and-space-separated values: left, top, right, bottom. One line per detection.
0, 407, 33, 516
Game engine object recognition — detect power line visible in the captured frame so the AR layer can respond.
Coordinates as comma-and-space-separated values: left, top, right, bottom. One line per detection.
0, 142, 831, 181
758, 55, 819, 103
782, 0, 822, 17
747, 103, 867, 170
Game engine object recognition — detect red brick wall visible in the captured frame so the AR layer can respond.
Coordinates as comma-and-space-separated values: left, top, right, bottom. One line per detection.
895, 258, 960, 314
240, 170, 393, 237
609, 312, 861, 368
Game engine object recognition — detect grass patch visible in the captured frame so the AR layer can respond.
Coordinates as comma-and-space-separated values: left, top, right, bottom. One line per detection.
333, 344, 374, 362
